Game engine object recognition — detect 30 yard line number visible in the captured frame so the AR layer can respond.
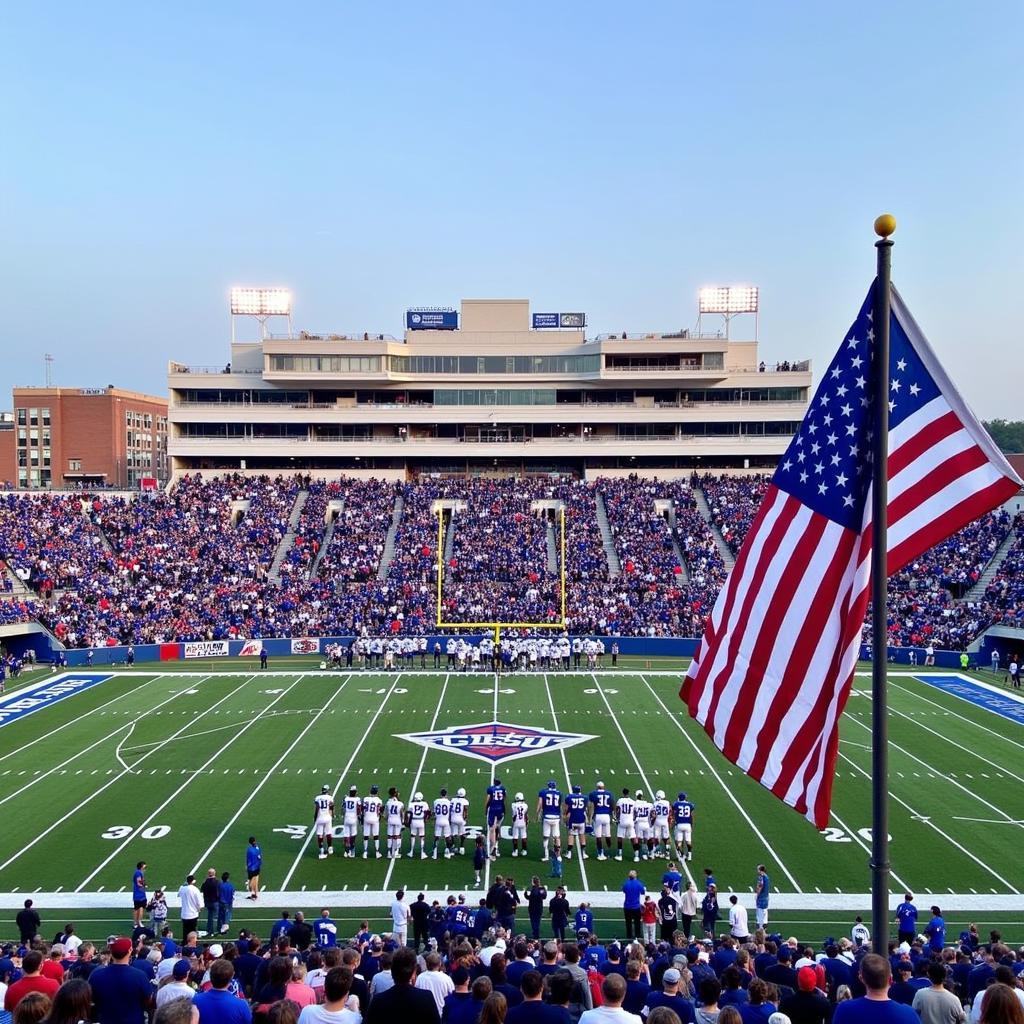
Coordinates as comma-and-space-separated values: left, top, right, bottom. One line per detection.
102, 825, 171, 840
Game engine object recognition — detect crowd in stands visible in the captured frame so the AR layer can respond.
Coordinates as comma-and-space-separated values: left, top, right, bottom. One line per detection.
0, 473, 1021, 652
4, 889, 1024, 1024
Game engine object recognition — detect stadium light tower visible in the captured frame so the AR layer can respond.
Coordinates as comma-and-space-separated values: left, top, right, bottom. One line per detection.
230, 287, 294, 341
697, 285, 759, 340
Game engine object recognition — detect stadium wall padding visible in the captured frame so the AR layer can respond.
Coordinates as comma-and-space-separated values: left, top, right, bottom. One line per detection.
41, 635, 983, 671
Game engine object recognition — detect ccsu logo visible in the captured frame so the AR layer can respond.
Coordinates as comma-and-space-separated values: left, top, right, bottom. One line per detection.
396, 721, 596, 765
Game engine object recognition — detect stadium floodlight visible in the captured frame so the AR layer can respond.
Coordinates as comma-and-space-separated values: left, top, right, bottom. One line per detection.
230, 287, 293, 317
698, 285, 759, 314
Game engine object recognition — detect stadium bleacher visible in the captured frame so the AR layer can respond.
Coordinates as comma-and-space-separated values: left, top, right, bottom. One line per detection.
0, 474, 1020, 650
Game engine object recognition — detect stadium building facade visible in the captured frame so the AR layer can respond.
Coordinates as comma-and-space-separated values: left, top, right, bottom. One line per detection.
168, 298, 811, 479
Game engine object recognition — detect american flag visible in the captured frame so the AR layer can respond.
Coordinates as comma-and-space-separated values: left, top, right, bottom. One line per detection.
681, 281, 1021, 829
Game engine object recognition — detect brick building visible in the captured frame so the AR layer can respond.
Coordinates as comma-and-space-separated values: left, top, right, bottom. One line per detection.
0, 386, 168, 489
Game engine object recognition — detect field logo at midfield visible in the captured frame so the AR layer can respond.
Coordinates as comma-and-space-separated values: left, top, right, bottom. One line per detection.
396, 721, 596, 765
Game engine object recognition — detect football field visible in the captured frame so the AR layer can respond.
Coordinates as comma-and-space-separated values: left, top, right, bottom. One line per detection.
2, 660, 1024, 939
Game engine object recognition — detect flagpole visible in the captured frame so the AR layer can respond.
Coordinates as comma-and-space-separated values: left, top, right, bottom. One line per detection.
871, 212, 896, 954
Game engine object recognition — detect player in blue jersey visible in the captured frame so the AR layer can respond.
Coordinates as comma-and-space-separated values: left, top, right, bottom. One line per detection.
672, 792, 695, 862
314, 908, 338, 947
536, 780, 563, 863
564, 784, 589, 860
485, 778, 507, 859
588, 781, 614, 860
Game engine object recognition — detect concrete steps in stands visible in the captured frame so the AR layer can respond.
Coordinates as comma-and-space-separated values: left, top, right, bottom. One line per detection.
693, 486, 737, 571
545, 521, 558, 575
961, 526, 1020, 604
377, 495, 405, 581
443, 506, 457, 565
268, 489, 309, 583
595, 492, 622, 579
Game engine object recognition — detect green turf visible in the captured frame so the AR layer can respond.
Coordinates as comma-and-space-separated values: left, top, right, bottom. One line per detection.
1, 664, 1022, 943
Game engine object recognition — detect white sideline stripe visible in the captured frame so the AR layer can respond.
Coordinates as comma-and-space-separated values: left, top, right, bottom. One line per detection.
382, 674, 453, 892
638, 674, 802, 892
0, 676, 213, 808
839, 712, 1024, 831
0, 672, 172, 765
0, 674, 259, 875
281, 675, 404, 890
76, 675, 308, 891
835, 748, 1019, 892
189, 675, 353, 875
2, 890, 1022, 912
542, 673, 589, 891
54, 670, 693, 677
587, 675, 694, 889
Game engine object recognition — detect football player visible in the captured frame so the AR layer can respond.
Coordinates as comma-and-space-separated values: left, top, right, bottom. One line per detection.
407, 790, 430, 859
652, 790, 672, 859
634, 790, 652, 860
589, 781, 613, 861
485, 777, 507, 859
510, 792, 529, 857
341, 786, 361, 859
432, 788, 453, 859
450, 787, 469, 855
673, 791, 695, 862
536, 780, 563, 862
565, 784, 589, 860
362, 784, 383, 859
385, 787, 404, 859
313, 784, 335, 860
615, 786, 638, 862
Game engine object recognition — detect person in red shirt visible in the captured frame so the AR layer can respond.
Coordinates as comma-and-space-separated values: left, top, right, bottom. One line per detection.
3, 950, 60, 1011
39, 946, 65, 983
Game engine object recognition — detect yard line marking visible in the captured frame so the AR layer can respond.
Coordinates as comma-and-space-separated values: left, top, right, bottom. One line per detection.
889, 679, 1024, 755
382, 674, 453, 894
542, 674, 589, 891
835, 749, 1018, 892
0, 672, 187, 767
0, 674, 259, 876
482, 669, 499, 895
828, 806, 912, 891
0, 676, 213, 809
637, 674, 801, 892
189, 675, 353, 875
952, 817, 1024, 825
841, 710, 1024, 832
282, 675, 404, 890
588, 675, 696, 888
76, 676, 308, 891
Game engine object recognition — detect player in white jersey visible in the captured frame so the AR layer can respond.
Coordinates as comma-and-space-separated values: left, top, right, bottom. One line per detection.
313, 785, 335, 860
450, 788, 469, 855
615, 787, 639, 862
385, 787, 405, 859
509, 793, 529, 857
361, 784, 383, 859
432, 789, 453, 859
406, 791, 431, 859
634, 791, 653, 860
340, 786, 361, 858
652, 790, 672, 858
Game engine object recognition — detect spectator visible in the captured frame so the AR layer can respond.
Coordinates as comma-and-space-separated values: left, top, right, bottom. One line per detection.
365, 948, 440, 1024
178, 876, 202, 942
979, 985, 1024, 1024
580, 975, 643, 1024
38, 978, 93, 1024
506, 969, 567, 1024
481, 993, 509, 1024
416, 953, 455, 1015
88, 937, 153, 1024
833, 955, 917, 1024
912, 962, 965, 1024
298, 966, 362, 1024
13, 993, 53, 1024
154, 999, 196, 1024
780, 968, 832, 1024
5, 952, 60, 1013
157, 959, 197, 1008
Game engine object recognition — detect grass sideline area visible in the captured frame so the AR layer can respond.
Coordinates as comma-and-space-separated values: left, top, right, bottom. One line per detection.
1, 660, 1023, 944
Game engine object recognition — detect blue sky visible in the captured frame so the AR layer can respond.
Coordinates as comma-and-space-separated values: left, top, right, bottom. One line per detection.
2, 2, 1021, 416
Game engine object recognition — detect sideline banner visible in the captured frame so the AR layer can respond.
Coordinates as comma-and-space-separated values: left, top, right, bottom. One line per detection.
184, 641, 229, 659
